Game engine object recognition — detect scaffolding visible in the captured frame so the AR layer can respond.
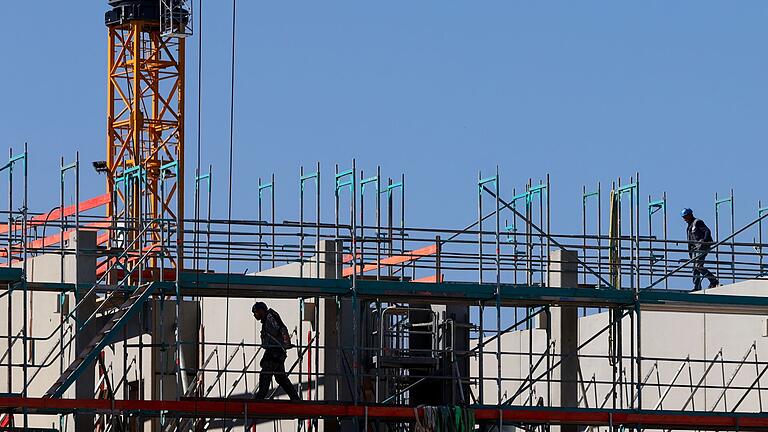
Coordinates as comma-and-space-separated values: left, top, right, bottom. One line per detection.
1, 147, 768, 431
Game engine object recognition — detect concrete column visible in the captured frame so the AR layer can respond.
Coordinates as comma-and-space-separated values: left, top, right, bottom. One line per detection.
253, 239, 342, 279
69, 231, 98, 432
549, 249, 579, 432
307, 240, 353, 432
409, 304, 439, 405
445, 304, 470, 404
318, 239, 343, 279
319, 239, 344, 407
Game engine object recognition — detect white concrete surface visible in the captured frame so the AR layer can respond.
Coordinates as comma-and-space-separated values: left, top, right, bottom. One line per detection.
472, 279, 768, 432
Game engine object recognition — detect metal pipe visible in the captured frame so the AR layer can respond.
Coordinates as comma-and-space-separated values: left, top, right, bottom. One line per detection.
681, 349, 723, 411
710, 342, 756, 411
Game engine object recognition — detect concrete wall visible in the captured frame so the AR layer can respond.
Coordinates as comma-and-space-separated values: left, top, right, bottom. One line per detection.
472, 279, 768, 431
3, 231, 98, 430
200, 240, 342, 432
3, 231, 202, 431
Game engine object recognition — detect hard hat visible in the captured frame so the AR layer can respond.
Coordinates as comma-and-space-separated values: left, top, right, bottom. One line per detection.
681, 208, 693, 217
252, 302, 267, 313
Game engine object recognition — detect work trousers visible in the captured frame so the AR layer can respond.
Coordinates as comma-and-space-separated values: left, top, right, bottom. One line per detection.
691, 252, 718, 290
253, 349, 300, 400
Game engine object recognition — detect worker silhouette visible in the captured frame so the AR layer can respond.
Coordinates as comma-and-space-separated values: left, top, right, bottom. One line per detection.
252, 302, 301, 400
681, 208, 719, 291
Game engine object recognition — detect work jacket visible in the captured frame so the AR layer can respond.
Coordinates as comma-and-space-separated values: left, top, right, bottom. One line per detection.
687, 218, 714, 255
260, 308, 291, 352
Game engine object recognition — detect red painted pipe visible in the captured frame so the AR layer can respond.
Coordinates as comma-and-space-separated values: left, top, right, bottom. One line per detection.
0, 397, 766, 430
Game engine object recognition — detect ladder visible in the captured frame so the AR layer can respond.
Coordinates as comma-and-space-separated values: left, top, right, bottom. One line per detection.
44, 282, 157, 398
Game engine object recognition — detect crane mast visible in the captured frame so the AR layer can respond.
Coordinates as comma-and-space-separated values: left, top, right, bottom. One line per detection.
105, 0, 192, 277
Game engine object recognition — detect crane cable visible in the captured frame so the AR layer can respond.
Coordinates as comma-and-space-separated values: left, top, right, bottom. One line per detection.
194, 0, 203, 284
194, 0, 205, 393
224, 0, 238, 396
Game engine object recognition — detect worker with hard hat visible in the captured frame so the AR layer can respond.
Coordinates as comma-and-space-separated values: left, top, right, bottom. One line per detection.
252, 302, 301, 400
681, 208, 719, 291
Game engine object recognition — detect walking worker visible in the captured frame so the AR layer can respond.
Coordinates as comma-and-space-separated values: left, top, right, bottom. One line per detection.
681, 208, 719, 291
252, 302, 301, 400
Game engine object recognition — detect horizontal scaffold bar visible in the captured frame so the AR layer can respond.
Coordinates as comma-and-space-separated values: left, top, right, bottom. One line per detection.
0, 397, 766, 430
19, 271, 768, 314
0, 193, 111, 235
0, 267, 23, 284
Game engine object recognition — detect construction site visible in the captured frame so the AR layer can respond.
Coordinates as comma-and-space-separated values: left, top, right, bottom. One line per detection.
2, 1, 768, 431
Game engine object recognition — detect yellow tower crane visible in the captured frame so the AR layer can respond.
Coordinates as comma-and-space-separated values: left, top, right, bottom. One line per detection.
105, 0, 192, 277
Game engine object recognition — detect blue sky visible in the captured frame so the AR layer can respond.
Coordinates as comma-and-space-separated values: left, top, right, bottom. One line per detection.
1, 1, 767, 242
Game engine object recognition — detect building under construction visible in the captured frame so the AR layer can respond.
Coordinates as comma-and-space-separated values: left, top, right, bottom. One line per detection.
2, 1, 768, 431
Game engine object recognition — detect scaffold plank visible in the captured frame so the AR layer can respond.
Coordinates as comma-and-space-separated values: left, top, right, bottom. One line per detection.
20, 272, 768, 314
342, 244, 438, 277
0, 397, 766, 430
178, 273, 768, 313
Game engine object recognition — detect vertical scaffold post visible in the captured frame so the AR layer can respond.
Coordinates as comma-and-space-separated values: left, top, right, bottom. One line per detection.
615, 177, 638, 290
526, 178, 550, 403
526, 180, 535, 405
546, 174, 551, 284
299, 162, 320, 414
1, 146, 27, 427
505, 187, 519, 286
597, 183, 603, 289
2, 145, 9, 407
382, 177, 404, 279
635, 173, 641, 292
401, 174, 405, 279
360, 167, 381, 280
299, 162, 320, 277
351, 159, 359, 406
715, 191, 735, 283
59, 155, 79, 379
648, 193, 667, 289
194, 165, 212, 272
299, 167, 308, 278
506, 187, 527, 329
335, 163, 355, 274
478, 170, 510, 406
633, 173, 641, 411
435, 235, 442, 283
375, 167, 381, 280
58, 154, 80, 428
582, 183, 600, 291
526, 179, 533, 286
335, 161, 360, 404
20, 144, 28, 429
493, 168, 502, 424
159, 160, 189, 394
730, 189, 736, 283
479, 168, 503, 409
477, 171, 498, 404
758, 202, 768, 276
612, 176, 641, 410
478, 172, 484, 286
546, 173, 552, 403
527, 180, 548, 284
635, 298, 642, 416
257, 174, 275, 271
312, 163, 320, 417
